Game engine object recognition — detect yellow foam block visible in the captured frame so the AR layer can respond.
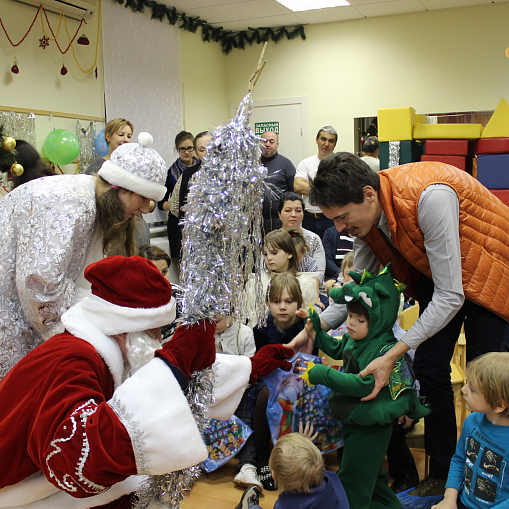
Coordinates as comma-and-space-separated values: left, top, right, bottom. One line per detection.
415, 114, 428, 125
413, 123, 483, 140
481, 98, 509, 138
378, 107, 415, 142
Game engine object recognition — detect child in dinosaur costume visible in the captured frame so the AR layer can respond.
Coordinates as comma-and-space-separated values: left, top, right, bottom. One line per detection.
300, 266, 430, 509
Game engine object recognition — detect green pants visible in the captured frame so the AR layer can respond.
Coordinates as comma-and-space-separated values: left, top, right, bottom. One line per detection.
339, 423, 400, 509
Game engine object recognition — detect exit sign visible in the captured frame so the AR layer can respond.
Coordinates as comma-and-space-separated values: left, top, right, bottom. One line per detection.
255, 122, 279, 135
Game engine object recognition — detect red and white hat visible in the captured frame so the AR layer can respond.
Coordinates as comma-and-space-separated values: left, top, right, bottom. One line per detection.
68, 256, 176, 335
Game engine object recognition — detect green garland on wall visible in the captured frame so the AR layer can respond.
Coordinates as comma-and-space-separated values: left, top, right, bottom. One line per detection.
114, 0, 306, 54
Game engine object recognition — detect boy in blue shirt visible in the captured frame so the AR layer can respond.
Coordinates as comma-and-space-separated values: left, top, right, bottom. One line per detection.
432, 352, 509, 509
235, 432, 349, 509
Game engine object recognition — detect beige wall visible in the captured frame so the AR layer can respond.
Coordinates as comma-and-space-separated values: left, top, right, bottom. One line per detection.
180, 30, 228, 137
181, 3, 509, 154
0, 0, 104, 152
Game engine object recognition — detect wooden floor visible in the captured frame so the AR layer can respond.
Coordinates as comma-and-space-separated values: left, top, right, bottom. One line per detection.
182, 450, 428, 509
182, 402, 468, 509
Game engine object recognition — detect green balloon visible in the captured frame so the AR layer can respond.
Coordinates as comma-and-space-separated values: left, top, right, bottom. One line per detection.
43, 129, 80, 166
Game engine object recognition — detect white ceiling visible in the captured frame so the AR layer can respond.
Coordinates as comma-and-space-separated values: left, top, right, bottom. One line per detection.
160, 0, 508, 31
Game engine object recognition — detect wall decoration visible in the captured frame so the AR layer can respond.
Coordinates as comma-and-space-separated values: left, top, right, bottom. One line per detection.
113, 0, 306, 54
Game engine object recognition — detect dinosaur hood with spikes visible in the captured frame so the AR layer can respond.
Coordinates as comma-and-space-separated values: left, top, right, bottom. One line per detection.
329, 265, 405, 343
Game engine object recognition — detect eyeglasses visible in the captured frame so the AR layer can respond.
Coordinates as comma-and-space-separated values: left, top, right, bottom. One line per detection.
178, 146, 194, 153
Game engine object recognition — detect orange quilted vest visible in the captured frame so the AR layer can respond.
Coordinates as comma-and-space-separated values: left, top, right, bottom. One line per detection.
362, 161, 509, 320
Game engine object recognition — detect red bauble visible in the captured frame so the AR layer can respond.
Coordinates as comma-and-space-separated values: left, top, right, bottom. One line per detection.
11, 65, 19, 74
60, 65, 68, 76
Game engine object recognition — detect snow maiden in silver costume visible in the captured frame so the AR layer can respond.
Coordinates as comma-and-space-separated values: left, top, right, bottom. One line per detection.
0, 132, 167, 379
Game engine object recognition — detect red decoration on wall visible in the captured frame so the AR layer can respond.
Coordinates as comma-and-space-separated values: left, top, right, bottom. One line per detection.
39, 35, 50, 49
11, 57, 19, 74
60, 64, 68, 75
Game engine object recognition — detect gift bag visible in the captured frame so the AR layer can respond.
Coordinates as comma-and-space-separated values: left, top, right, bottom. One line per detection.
200, 415, 253, 473
264, 352, 343, 453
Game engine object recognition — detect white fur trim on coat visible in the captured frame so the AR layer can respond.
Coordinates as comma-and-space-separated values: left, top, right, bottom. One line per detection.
98, 160, 166, 202
111, 358, 208, 474
0, 473, 144, 509
60, 306, 124, 389
209, 354, 251, 420
63, 293, 176, 336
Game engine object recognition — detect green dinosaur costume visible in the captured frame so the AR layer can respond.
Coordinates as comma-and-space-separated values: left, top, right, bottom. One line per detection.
302, 266, 430, 509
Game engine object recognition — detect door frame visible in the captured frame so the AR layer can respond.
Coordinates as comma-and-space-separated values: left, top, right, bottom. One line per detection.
230, 96, 309, 161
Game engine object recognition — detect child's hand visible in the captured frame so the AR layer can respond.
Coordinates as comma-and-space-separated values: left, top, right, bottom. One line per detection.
295, 308, 310, 320
298, 420, 319, 442
398, 415, 414, 429
296, 309, 316, 341
321, 356, 329, 367
431, 500, 457, 509
315, 299, 325, 310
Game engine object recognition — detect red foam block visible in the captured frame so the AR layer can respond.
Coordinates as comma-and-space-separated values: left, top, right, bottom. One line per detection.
421, 155, 467, 171
425, 139, 469, 156
489, 189, 509, 207
476, 138, 509, 155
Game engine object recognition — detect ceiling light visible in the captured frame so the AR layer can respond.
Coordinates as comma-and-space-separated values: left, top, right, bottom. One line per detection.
275, 0, 350, 12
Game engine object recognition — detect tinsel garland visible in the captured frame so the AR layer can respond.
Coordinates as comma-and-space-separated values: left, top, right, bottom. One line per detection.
133, 367, 215, 509
76, 120, 96, 174
113, 0, 306, 54
388, 141, 401, 168
179, 91, 268, 326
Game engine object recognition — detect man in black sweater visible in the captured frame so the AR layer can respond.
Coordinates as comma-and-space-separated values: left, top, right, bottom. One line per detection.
260, 131, 296, 234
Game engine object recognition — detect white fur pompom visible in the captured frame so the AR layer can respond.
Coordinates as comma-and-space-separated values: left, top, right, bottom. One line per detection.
138, 132, 153, 148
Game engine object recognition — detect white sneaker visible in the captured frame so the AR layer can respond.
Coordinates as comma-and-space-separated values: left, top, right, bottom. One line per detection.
233, 464, 263, 491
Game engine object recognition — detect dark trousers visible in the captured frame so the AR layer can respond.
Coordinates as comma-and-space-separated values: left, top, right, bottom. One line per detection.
235, 389, 257, 468
386, 419, 419, 481
302, 212, 334, 239
413, 275, 507, 479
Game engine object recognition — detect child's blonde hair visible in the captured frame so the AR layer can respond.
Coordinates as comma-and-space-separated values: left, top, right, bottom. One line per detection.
263, 229, 299, 274
287, 228, 308, 257
341, 251, 354, 274
267, 272, 304, 308
466, 352, 509, 417
269, 433, 324, 493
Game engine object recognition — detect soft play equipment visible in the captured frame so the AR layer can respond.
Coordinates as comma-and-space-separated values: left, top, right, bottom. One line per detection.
425, 139, 471, 156
378, 107, 415, 142
414, 123, 483, 140
481, 98, 509, 138
489, 189, 509, 206
476, 153, 509, 189
380, 140, 422, 170
476, 137, 509, 154
421, 155, 468, 172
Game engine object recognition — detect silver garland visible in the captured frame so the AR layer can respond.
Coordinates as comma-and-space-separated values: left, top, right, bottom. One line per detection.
133, 367, 215, 509
76, 120, 97, 174
133, 90, 268, 508
0, 111, 36, 147
179, 91, 268, 327
388, 140, 401, 168
0, 111, 36, 191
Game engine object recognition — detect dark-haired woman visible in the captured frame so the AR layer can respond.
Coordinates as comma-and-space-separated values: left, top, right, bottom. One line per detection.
158, 131, 200, 261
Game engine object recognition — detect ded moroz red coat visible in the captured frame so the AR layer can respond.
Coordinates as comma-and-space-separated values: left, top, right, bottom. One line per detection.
0, 305, 251, 509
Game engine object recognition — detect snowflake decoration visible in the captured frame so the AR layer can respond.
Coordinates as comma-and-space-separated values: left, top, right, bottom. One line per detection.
39, 36, 50, 49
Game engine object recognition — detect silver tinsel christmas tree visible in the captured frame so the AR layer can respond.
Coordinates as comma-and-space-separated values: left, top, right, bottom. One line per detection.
134, 45, 268, 509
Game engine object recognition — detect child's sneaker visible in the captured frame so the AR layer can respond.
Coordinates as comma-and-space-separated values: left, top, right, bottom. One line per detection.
235, 485, 260, 509
234, 464, 263, 491
258, 465, 277, 491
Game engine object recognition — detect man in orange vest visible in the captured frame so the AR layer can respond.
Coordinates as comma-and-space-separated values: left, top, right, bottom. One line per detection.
288, 152, 509, 499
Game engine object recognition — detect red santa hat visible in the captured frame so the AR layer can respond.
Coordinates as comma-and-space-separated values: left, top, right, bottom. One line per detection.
71, 256, 176, 335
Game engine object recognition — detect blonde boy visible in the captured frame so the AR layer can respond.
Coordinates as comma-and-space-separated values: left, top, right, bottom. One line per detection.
235, 433, 349, 509
432, 352, 509, 509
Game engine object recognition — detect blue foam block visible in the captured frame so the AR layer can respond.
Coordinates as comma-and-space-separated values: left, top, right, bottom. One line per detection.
477, 154, 509, 189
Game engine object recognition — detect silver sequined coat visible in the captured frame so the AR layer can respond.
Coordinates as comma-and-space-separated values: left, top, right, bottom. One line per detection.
0, 174, 97, 379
